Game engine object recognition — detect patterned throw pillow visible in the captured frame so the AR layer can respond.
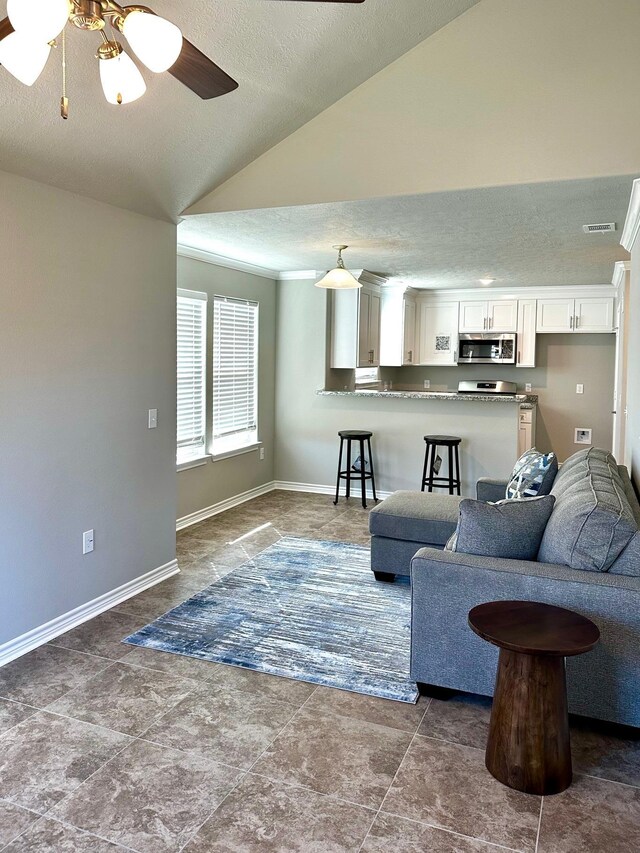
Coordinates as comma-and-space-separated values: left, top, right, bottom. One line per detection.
506, 449, 558, 499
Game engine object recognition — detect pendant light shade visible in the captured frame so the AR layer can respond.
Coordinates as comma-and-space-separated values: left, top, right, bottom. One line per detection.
98, 42, 146, 105
0, 32, 51, 86
7, 0, 71, 42
123, 10, 183, 73
315, 245, 361, 290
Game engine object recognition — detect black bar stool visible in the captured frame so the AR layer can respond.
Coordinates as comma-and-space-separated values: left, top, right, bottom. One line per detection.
334, 430, 378, 508
421, 435, 462, 495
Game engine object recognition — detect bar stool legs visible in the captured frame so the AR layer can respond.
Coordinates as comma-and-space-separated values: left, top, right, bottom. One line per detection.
421, 435, 462, 495
334, 430, 378, 508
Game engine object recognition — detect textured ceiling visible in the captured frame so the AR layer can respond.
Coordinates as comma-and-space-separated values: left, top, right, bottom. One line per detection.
0, 0, 479, 221
178, 176, 633, 288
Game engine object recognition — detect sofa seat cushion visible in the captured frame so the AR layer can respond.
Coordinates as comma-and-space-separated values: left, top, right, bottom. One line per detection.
369, 491, 462, 545
538, 447, 638, 572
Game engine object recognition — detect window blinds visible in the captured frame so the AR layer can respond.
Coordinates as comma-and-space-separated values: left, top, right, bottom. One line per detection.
176, 290, 207, 462
212, 296, 258, 447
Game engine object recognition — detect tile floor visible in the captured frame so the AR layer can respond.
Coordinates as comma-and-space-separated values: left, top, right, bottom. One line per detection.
0, 490, 638, 852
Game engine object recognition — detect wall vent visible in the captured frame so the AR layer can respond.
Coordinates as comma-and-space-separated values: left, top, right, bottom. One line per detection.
582, 222, 617, 234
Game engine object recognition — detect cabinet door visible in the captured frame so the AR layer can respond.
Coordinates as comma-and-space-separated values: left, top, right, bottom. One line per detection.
417, 302, 459, 365
459, 301, 487, 332
368, 292, 381, 365
488, 300, 518, 332
516, 299, 537, 367
536, 298, 574, 332
403, 299, 416, 364
357, 291, 371, 366
574, 297, 614, 333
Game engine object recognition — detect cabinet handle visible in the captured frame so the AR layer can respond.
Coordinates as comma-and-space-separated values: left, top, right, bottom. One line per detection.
488, 317, 492, 330
408, 350, 412, 363
517, 350, 521, 365
575, 314, 579, 329
483, 317, 487, 330
570, 315, 574, 330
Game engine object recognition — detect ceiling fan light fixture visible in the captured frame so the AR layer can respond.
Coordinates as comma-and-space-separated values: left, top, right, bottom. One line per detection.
7, 0, 71, 42
315, 245, 362, 290
122, 9, 183, 73
98, 41, 146, 105
0, 31, 51, 86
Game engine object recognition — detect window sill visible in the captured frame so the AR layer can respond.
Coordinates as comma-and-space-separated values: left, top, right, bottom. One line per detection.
210, 442, 262, 463
177, 456, 209, 472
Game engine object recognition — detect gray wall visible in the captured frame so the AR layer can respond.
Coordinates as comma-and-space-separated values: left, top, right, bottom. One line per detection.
627, 247, 640, 490
176, 256, 276, 520
380, 334, 615, 462
275, 280, 520, 497
0, 170, 177, 646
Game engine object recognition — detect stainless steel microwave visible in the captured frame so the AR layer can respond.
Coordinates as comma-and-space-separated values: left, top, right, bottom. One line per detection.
457, 333, 517, 364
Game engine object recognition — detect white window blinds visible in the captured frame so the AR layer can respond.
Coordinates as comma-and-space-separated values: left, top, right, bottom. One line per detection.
177, 289, 207, 463
212, 296, 258, 452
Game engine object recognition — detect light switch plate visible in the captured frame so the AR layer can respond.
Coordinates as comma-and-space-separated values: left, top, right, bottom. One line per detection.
83, 529, 94, 554
525, 383, 532, 393
148, 408, 158, 429
423, 380, 430, 389
576, 384, 584, 395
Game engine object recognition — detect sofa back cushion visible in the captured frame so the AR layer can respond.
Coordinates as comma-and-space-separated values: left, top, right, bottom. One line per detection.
538, 448, 638, 572
611, 531, 640, 577
445, 495, 555, 561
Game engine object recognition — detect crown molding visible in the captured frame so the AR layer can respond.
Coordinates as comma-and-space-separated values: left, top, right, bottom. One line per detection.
278, 270, 321, 281
612, 260, 631, 290
177, 245, 278, 280
621, 178, 640, 252
357, 270, 389, 287
412, 283, 617, 302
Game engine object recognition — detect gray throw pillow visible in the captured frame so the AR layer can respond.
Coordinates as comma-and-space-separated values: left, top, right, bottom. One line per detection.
445, 495, 556, 561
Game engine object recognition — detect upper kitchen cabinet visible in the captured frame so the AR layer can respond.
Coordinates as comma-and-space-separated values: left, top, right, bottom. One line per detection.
417, 300, 459, 365
379, 288, 417, 366
516, 299, 537, 367
536, 296, 614, 333
330, 276, 384, 368
459, 299, 518, 333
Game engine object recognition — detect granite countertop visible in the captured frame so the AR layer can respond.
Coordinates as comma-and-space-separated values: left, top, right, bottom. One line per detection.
317, 389, 538, 405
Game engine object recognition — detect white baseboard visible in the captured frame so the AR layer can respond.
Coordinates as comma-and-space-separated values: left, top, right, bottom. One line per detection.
176, 481, 277, 531
0, 558, 179, 668
273, 480, 392, 500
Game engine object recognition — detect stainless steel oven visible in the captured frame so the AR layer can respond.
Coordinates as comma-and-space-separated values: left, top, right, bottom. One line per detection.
457, 333, 516, 365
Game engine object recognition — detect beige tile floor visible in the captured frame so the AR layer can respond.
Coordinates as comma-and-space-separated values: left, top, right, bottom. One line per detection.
0, 490, 638, 852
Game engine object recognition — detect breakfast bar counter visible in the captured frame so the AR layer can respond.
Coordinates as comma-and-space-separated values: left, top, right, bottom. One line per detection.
317, 389, 538, 405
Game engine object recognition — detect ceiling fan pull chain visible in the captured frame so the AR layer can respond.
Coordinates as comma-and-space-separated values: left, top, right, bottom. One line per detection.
60, 27, 69, 120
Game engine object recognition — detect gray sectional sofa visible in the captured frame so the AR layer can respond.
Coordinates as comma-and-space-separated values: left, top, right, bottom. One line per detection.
369, 448, 640, 727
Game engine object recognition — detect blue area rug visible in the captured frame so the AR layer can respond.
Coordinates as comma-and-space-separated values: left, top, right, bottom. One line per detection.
123, 536, 418, 703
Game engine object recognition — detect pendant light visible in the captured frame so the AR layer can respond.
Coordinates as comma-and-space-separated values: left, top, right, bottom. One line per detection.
315, 245, 361, 290
97, 40, 146, 105
0, 31, 50, 86
7, 0, 71, 42
122, 9, 183, 73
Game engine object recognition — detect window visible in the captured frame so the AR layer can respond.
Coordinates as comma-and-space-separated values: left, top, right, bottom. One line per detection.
212, 296, 258, 455
176, 289, 207, 464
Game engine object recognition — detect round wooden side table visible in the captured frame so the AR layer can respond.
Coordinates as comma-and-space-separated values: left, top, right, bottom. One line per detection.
468, 600, 600, 795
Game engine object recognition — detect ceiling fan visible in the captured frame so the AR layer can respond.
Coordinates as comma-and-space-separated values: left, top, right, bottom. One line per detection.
0, 0, 365, 118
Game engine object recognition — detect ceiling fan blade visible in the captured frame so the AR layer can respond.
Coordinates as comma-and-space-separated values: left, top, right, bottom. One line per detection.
168, 38, 238, 99
0, 17, 14, 41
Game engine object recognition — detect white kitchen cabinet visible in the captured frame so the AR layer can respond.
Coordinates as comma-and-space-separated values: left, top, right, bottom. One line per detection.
518, 407, 536, 455
459, 300, 518, 332
330, 284, 381, 368
516, 299, 537, 367
574, 297, 614, 332
379, 289, 416, 366
417, 301, 459, 365
536, 296, 614, 333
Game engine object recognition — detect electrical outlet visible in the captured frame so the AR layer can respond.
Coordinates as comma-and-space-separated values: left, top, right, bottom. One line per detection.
525, 383, 532, 393
148, 408, 158, 428
259, 447, 265, 461
82, 529, 94, 555
423, 379, 431, 390
576, 384, 584, 395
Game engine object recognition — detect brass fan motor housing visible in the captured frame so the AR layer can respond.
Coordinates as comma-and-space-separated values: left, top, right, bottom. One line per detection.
70, 0, 105, 30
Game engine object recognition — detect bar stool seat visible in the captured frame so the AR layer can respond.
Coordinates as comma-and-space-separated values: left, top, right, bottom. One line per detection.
421, 435, 462, 495
334, 430, 378, 508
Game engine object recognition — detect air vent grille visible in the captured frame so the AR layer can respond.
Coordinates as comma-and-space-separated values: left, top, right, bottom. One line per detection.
582, 222, 617, 234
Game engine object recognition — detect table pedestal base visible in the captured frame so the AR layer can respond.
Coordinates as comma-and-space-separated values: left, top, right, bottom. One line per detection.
486, 648, 572, 795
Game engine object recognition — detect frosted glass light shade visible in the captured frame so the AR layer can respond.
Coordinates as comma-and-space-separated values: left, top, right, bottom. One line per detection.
123, 11, 183, 73
99, 49, 146, 105
7, 0, 70, 42
315, 267, 362, 289
0, 32, 50, 85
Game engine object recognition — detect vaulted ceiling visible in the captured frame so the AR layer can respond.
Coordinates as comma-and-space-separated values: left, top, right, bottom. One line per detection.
0, 0, 479, 221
